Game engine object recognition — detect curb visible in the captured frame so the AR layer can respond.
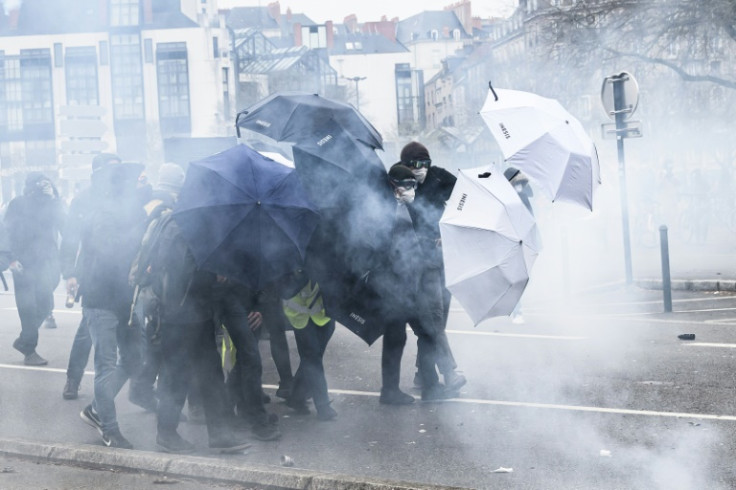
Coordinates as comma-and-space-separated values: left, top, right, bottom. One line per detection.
0, 438, 466, 490
635, 279, 736, 292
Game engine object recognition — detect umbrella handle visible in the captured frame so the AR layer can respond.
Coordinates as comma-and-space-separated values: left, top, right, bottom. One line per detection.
235, 111, 242, 138
488, 81, 498, 102
478, 171, 491, 178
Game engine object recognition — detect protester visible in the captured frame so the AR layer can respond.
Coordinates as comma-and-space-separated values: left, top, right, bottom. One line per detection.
77, 162, 147, 449
504, 166, 535, 324
398, 142, 466, 394
135, 208, 253, 454
128, 163, 186, 412
60, 153, 122, 400
282, 270, 337, 421
379, 164, 449, 404
4, 172, 65, 366
212, 279, 282, 441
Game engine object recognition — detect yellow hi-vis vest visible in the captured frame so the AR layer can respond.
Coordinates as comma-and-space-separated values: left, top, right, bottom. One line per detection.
283, 281, 330, 329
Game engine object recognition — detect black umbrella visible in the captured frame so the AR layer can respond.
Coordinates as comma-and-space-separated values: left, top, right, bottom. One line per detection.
172, 144, 320, 290
235, 92, 383, 150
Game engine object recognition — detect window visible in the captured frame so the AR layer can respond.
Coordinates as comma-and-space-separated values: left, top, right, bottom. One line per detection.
65, 47, 99, 106
110, 34, 144, 119
144, 39, 153, 63
110, 0, 140, 26
156, 42, 190, 135
213, 36, 219, 58
394, 63, 424, 134
99, 40, 109, 65
20, 50, 54, 126
453, 29, 461, 41
54, 43, 63, 68
430, 29, 439, 41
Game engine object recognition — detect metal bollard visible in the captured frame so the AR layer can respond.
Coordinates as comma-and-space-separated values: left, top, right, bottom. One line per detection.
659, 225, 672, 313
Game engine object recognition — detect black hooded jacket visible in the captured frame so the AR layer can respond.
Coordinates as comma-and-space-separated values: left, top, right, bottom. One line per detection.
3, 173, 65, 271
406, 165, 457, 265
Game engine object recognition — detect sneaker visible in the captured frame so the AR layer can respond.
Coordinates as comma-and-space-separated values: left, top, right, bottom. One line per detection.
23, 351, 47, 366
157, 430, 195, 454
316, 403, 337, 421
251, 422, 281, 441
43, 315, 57, 329
209, 434, 252, 454
379, 388, 415, 405
413, 371, 423, 389
63, 378, 80, 400
80, 404, 103, 435
422, 384, 453, 402
285, 397, 310, 415
129, 390, 158, 412
443, 371, 467, 392
102, 429, 133, 449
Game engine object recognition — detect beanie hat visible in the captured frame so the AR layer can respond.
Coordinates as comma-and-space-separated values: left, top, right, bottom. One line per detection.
92, 153, 121, 172
400, 141, 430, 165
156, 163, 185, 194
504, 167, 520, 182
388, 163, 417, 186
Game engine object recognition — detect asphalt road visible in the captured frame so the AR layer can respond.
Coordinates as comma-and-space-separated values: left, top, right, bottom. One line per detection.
1, 283, 736, 489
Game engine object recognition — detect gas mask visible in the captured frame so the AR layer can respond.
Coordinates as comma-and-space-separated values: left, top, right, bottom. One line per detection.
412, 168, 428, 185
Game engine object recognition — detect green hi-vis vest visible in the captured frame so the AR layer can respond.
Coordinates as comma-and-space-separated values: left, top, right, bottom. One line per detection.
283, 281, 330, 329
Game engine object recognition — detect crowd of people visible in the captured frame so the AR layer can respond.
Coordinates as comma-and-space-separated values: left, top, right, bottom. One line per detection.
0, 141, 489, 454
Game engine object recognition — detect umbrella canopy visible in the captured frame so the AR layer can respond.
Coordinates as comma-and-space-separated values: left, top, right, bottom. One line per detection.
480, 88, 601, 210
236, 92, 383, 150
440, 168, 541, 325
172, 144, 320, 290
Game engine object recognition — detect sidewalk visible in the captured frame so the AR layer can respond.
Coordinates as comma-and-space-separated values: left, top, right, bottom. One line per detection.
0, 439, 464, 490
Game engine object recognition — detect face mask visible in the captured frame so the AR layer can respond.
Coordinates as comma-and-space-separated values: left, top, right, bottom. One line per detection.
395, 187, 415, 204
412, 168, 428, 184
37, 180, 54, 197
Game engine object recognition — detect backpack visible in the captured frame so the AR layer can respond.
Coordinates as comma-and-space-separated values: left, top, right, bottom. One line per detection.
128, 210, 176, 331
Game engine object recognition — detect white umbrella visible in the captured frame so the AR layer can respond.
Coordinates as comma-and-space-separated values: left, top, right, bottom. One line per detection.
258, 150, 294, 168
440, 167, 541, 325
480, 88, 601, 211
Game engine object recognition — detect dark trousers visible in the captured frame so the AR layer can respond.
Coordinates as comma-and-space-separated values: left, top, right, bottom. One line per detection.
12, 268, 56, 355
214, 287, 269, 426
66, 314, 92, 383
260, 310, 293, 387
382, 316, 439, 392
129, 313, 162, 400
157, 319, 228, 437
412, 267, 457, 375
291, 319, 334, 408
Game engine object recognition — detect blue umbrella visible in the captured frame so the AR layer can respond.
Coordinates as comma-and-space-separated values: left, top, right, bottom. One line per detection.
172, 144, 320, 290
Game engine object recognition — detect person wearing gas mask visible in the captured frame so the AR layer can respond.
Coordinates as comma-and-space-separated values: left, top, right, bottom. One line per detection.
379, 164, 448, 404
397, 142, 466, 396
4, 172, 65, 366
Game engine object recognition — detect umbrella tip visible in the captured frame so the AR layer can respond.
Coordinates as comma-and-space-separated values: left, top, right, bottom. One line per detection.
478, 172, 491, 178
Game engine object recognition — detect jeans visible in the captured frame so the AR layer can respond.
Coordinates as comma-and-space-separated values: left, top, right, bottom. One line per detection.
291, 319, 334, 408
86, 308, 141, 433
11, 268, 56, 355
66, 314, 92, 383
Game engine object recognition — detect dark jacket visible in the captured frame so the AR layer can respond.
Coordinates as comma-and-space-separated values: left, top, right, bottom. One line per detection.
4, 183, 65, 273
78, 194, 147, 314
406, 165, 456, 265
154, 217, 217, 324
59, 186, 98, 280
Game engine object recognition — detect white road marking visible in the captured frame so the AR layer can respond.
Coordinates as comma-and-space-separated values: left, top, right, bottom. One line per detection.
683, 342, 736, 349
1, 364, 732, 423
2, 307, 81, 315
445, 329, 586, 340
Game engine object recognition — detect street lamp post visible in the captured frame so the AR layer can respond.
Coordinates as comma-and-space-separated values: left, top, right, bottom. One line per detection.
342, 75, 366, 111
